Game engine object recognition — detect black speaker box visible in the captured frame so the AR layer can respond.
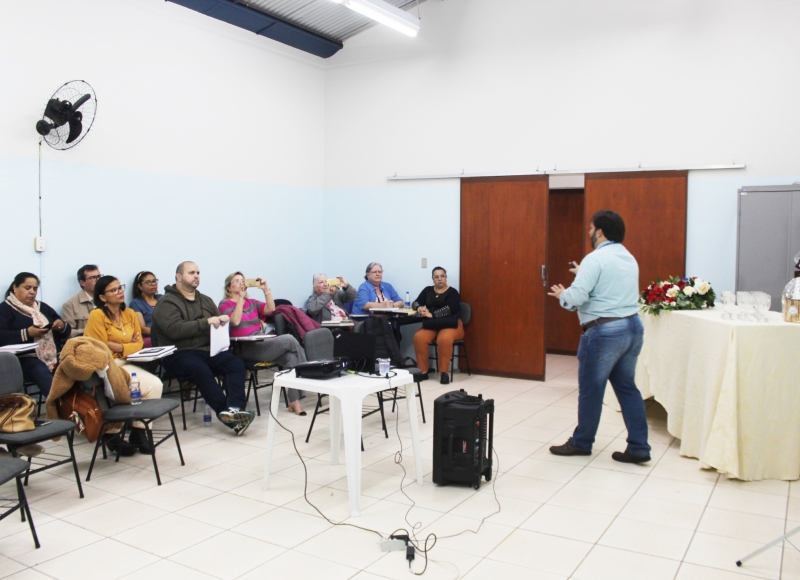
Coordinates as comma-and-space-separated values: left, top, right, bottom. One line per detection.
432, 389, 494, 489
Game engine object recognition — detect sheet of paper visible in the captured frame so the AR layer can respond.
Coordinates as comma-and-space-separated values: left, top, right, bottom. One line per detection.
210, 324, 231, 356
0, 343, 38, 353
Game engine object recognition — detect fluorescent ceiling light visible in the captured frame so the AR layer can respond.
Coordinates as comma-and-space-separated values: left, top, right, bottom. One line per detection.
332, 0, 420, 37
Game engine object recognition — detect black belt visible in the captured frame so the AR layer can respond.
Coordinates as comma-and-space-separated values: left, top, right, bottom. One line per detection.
581, 316, 627, 332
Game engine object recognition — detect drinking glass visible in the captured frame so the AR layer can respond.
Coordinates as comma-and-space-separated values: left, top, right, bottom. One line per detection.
720, 291, 735, 320
736, 291, 753, 321
753, 292, 771, 322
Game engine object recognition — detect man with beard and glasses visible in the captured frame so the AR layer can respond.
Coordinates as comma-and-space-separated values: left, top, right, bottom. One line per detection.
547, 210, 651, 464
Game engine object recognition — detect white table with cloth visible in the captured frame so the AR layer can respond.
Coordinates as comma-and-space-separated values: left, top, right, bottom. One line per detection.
603, 309, 800, 481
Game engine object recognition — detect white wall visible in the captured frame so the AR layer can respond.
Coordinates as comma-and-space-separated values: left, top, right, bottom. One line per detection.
0, 0, 327, 308
4, 0, 799, 313
323, 0, 800, 292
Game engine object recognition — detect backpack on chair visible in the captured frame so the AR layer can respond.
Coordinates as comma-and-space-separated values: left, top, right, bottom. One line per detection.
362, 317, 405, 367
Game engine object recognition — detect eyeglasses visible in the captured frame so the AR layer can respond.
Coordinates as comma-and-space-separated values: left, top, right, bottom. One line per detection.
105, 284, 126, 295
84, 275, 102, 282
370, 270, 383, 275
141, 279, 158, 285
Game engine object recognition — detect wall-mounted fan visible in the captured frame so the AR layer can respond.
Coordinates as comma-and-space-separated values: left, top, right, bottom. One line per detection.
35, 80, 97, 150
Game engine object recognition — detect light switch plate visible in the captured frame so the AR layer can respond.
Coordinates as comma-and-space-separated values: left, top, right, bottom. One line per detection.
421, 258, 427, 268
34, 236, 45, 252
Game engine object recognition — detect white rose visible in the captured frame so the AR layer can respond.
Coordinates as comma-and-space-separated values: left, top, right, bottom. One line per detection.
666, 287, 680, 298
695, 279, 711, 295
683, 286, 696, 297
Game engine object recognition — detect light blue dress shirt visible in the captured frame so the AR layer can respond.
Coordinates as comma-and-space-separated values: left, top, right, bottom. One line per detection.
559, 241, 640, 326
351, 281, 402, 316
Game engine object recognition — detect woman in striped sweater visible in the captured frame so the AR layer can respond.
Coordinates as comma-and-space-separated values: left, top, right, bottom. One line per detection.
219, 272, 307, 415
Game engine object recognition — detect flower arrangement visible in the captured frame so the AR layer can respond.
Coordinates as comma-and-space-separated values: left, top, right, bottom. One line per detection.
639, 276, 716, 315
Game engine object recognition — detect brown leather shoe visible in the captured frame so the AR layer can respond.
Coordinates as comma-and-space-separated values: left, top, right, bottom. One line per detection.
549, 439, 591, 456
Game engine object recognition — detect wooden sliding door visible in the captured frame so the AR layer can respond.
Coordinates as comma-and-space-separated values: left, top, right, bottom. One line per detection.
460, 176, 548, 379
585, 171, 688, 291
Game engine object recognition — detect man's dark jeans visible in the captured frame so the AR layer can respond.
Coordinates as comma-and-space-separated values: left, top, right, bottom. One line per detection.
163, 349, 246, 414
572, 315, 651, 457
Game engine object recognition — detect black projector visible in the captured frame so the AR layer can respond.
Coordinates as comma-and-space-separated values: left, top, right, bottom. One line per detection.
294, 358, 347, 379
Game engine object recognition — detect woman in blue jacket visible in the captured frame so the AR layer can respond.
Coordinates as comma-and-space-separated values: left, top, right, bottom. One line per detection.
351, 262, 404, 316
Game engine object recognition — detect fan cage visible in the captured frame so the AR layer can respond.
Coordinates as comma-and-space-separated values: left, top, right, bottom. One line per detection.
40, 80, 97, 150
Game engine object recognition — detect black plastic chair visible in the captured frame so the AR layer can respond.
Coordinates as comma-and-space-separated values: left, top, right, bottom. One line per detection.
0, 458, 40, 548
429, 302, 472, 380
0, 353, 84, 499
86, 392, 184, 486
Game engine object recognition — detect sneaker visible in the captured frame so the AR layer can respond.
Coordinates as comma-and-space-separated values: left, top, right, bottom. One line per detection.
129, 428, 154, 455
612, 451, 651, 464
549, 439, 591, 456
440, 372, 450, 385
219, 407, 251, 425
233, 410, 255, 437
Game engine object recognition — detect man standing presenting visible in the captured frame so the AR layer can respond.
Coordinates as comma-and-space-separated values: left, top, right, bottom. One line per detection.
547, 210, 651, 463
62, 264, 101, 337
151, 261, 254, 435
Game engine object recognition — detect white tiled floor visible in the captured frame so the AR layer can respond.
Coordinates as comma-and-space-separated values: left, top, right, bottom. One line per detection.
2, 354, 800, 579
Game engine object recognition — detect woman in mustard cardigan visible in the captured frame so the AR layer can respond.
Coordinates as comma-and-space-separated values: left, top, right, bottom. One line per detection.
83, 275, 163, 454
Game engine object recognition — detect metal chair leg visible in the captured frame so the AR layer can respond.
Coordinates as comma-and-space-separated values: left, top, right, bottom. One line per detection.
305, 394, 325, 443
417, 382, 426, 423
377, 391, 388, 438
169, 412, 185, 466
145, 422, 162, 486
16, 477, 39, 549
67, 431, 84, 498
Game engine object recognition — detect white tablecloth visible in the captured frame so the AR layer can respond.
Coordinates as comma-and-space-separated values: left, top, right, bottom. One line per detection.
605, 309, 800, 481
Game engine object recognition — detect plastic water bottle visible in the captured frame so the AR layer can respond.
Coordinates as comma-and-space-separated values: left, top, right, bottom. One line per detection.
129, 373, 141, 405
405, 292, 411, 309
203, 402, 212, 428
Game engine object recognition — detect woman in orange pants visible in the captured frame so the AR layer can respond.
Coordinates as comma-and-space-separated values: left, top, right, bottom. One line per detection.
412, 267, 464, 385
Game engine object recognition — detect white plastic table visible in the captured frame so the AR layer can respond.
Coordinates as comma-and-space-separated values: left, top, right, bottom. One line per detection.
262, 369, 424, 517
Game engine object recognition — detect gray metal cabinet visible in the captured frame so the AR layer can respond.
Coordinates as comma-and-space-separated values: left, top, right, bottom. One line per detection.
737, 185, 800, 310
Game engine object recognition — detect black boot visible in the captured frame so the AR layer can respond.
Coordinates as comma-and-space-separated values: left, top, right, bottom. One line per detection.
129, 428, 155, 455
103, 434, 137, 457
440, 372, 450, 385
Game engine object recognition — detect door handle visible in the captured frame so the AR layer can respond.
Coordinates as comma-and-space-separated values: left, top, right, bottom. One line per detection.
541, 265, 547, 287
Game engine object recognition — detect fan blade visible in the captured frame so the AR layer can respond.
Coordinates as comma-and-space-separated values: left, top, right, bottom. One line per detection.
72, 94, 91, 111
66, 113, 83, 143
36, 120, 54, 136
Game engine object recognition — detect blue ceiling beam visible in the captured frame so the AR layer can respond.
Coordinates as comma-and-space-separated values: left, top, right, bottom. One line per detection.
166, 0, 343, 59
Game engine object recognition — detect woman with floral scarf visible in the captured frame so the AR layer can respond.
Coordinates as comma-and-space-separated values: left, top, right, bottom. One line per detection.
0, 272, 71, 398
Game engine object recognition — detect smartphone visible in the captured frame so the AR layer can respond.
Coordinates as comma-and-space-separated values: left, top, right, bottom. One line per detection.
42, 323, 53, 330
245, 278, 260, 288
327, 278, 341, 287
34, 419, 52, 426
568, 261, 578, 268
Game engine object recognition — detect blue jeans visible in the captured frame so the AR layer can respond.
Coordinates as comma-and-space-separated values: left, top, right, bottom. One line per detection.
572, 315, 651, 457
19, 357, 53, 398
163, 349, 246, 415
